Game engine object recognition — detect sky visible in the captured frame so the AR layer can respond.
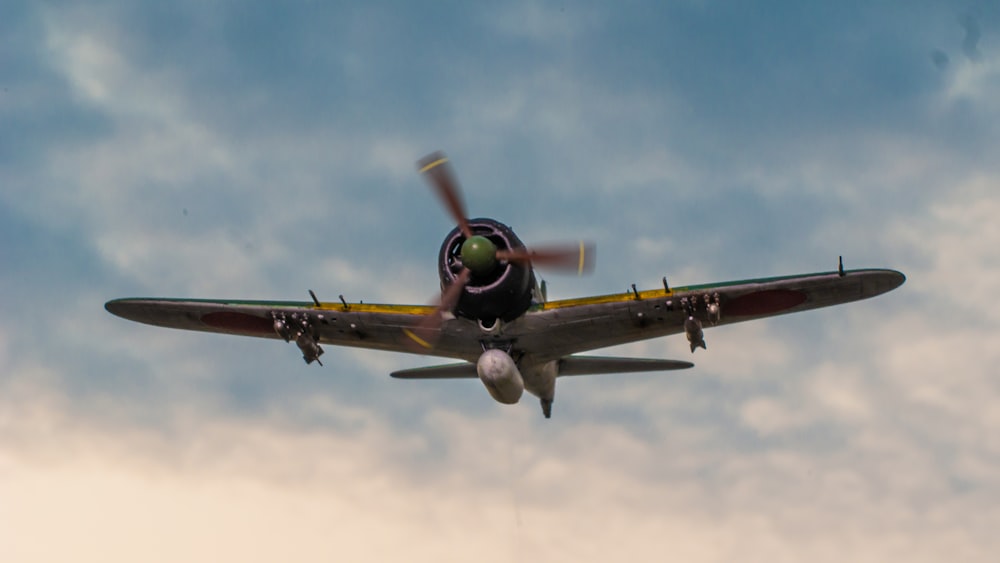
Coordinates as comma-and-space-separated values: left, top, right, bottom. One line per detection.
2, 1, 999, 561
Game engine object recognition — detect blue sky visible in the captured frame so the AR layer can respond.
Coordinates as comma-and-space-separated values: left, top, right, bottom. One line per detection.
3, 1, 1000, 561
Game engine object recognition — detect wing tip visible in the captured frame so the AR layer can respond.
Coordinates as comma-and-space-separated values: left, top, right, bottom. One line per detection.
104, 298, 133, 318
859, 268, 906, 298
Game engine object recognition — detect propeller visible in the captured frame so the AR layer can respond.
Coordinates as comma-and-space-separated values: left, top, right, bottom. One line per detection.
497, 242, 595, 275
407, 150, 596, 349
417, 151, 472, 239
417, 151, 595, 278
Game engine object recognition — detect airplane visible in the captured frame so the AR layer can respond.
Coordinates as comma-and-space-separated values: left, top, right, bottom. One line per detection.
105, 151, 906, 418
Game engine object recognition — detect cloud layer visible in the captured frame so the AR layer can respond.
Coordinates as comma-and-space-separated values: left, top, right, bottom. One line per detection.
3, 1, 999, 561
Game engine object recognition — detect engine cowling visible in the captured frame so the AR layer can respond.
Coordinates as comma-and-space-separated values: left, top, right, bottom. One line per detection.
438, 218, 535, 323
476, 349, 524, 405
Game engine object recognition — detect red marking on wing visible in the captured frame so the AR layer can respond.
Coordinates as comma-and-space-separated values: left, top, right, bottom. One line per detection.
724, 289, 807, 317
201, 312, 274, 335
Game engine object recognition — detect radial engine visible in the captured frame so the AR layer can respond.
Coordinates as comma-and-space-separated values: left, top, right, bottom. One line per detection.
438, 218, 536, 324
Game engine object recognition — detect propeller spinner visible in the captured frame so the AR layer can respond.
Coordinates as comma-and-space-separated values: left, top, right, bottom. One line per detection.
460, 235, 499, 276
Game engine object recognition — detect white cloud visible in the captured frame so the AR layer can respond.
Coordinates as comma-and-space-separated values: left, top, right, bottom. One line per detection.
4, 375, 1000, 563
740, 395, 811, 435
889, 189, 1000, 323
944, 56, 1000, 109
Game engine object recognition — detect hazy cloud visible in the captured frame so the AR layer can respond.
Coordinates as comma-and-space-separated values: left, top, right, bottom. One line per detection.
2, 1, 999, 561
961, 13, 983, 62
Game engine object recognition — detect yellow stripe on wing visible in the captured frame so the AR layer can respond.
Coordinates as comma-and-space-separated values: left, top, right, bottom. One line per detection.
402, 328, 433, 349
539, 288, 673, 310
313, 303, 435, 315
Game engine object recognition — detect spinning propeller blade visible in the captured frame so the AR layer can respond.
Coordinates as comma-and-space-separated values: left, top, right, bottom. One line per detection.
497, 242, 596, 275
418, 151, 473, 239
404, 269, 471, 350
439, 268, 472, 315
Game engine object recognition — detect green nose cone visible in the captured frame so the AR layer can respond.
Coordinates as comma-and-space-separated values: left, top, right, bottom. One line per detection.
461, 235, 498, 275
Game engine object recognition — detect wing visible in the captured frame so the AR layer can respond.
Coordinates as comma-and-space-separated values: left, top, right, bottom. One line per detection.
106, 268, 903, 365
104, 298, 486, 361
498, 268, 905, 361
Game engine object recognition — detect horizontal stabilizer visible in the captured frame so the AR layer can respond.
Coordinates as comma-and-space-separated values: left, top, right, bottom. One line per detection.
391, 356, 693, 379
391, 363, 477, 379
558, 356, 693, 376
